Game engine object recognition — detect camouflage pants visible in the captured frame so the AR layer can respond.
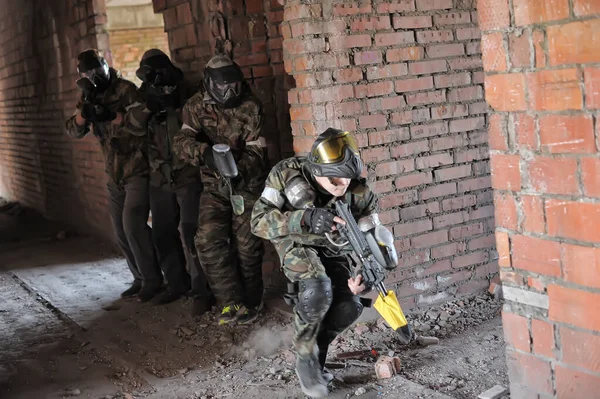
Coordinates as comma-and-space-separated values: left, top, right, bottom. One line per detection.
281, 247, 363, 364
194, 187, 264, 307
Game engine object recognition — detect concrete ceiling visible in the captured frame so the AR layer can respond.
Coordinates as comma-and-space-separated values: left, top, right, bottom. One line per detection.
106, 0, 152, 7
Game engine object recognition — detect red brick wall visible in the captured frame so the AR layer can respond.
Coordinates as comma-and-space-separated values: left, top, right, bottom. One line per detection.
109, 27, 170, 86
0, 0, 113, 238
478, 0, 600, 396
282, 0, 496, 310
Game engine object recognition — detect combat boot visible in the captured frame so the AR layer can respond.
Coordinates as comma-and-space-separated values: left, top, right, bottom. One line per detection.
322, 368, 334, 384
236, 301, 264, 325
295, 351, 329, 398
121, 281, 142, 298
218, 302, 242, 325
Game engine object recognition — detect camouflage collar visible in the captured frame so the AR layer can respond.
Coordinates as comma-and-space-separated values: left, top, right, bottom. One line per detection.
203, 91, 217, 105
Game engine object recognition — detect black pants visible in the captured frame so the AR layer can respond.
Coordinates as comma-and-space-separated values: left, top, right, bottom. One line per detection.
149, 181, 210, 296
107, 176, 160, 287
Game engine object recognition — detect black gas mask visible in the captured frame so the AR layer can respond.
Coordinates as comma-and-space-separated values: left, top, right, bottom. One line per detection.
136, 49, 183, 112
77, 49, 111, 93
204, 55, 245, 108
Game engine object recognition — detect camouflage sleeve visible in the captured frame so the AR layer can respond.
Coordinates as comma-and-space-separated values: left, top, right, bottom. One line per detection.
120, 103, 150, 137
250, 168, 305, 240
172, 100, 210, 166
360, 187, 379, 217
65, 95, 90, 139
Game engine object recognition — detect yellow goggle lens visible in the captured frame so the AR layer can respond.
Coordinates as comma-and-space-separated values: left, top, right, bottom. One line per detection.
312, 132, 359, 164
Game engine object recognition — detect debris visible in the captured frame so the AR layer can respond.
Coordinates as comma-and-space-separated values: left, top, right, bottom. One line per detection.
488, 277, 503, 300
374, 356, 401, 379
417, 336, 440, 346
66, 388, 81, 396
355, 387, 367, 396
180, 326, 195, 336
376, 318, 389, 330
282, 349, 295, 364
324, 362, 345, 369
478, 385, 509, 399
354, 324, 370, 335
336, 349, 378, 360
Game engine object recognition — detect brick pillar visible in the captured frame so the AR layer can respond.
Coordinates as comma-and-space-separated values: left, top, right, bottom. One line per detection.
282, 0, 496, 310
478, 0, 600, 397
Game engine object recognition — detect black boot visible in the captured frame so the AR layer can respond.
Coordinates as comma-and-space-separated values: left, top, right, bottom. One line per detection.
192, 295, 216, 317
151, 289, 186, 305
295, 350, 329, 398
121, 281, 142, 298
137, 284, 163, 302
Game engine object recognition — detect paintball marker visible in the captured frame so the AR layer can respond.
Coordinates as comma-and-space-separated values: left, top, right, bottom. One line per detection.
332, 199, 413, 344
212, 144, 245, 215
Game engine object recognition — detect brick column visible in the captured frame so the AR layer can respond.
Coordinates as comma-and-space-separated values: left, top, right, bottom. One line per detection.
478, 0, 600, 397
282, 0, 497, 309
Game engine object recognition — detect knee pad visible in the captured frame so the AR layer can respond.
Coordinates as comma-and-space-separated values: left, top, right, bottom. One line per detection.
324, 296, 363, 333
296, 278, 333, 324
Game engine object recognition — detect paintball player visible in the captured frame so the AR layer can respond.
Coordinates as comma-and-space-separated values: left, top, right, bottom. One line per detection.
250, 128, 398, 398
173, 54, 269, 325
121, 49, 213, 311
65, 49, 161, 300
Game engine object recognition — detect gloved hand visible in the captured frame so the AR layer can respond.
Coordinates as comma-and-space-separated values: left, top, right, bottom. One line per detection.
110, 138, 121, 151
81, 103, 116, 122
302, 208, 337, 235
202, 146, 217, 171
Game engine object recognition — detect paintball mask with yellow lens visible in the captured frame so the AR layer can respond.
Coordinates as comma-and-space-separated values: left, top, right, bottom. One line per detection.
307, 128, 363, 179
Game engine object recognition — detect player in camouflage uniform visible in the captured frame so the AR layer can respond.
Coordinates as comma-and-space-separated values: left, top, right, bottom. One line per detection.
121, 49, 213, 311
65, 49, 161, 300
250, 129, 398, 398
173, 55, 269, 325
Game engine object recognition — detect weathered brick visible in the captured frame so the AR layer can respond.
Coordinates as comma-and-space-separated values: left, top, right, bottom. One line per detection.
379, 191, 419, 209
354, 81, 395, 98
368, 129, 410, 146
355, 51, 383, 65
359, 114, 388, 129
431, 104, 469, 120
375, 32, 415, 47
421, 182, 457, 199
367, 96, 407, 112
449, 116, 485, 133
409, 59, 448, 75
520, 195, 545, 234
456, 27, 481, 41
360, 146, 390, 163
435, 164, 471, 182
416, 153, 454, 170
527, 69, 583, 111
391, 141, 429, 158
528, 157, 579, 195
513, 0, 569, 26
434, 12, 471, 26
411, 230, 449, 249
430, 134, 467, 150
448, 86, 484, 103
395, 76, 434, 93
329, 34, 372, 50
555, 365, 600, 399
484, 73, 527, 111
366, 64, 408, 80
416, 30, 454, 44
395, 171, 433, 189
431, 241, 467, 259
539, 114, 595, 154
449, 56, 483, 70
494, 191, 518, 230
406, 90, 446, 106
393, 15, 432, 29
376, 0, 416, 13
502, 312, 531, 353
410, 121, 449, 139
371, 179, 394, 194
509, 31, 531, 68
433, 211, 468, 229
333, 68, 364, 83
351, 16, 392, 31
375, 159, 415, 177
449, 222, 484, 240
333, 2, 371, 16
490, 154, 521, 191
394, 219, 433, 237
561, 326, 600, 372
400, 202, 441, 220
427, 43, 465, 59
386, 47, 425, 62
442, 195, 477, 212
549, 284, 600, 331
582, 157, 600, 197
434, 72, 471, 88
392, 109, 431, 126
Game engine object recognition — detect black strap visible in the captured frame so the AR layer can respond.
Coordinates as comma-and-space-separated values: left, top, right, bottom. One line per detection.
283, 281, 299, 306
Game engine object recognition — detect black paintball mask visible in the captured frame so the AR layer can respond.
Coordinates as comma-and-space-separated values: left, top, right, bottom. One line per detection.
136, 49, 183, 94
204, 55, 245, 108
307, 128, 364, 180
77, 49, 111, 93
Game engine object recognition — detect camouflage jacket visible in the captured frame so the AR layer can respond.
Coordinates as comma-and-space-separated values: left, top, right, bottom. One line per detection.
122, 81, 199, 189
65, 69, 148, 185
250, 157, 378, 258
172, 88, 269, 195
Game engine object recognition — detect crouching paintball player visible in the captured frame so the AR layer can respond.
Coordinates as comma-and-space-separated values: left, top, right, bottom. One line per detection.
250, 128, 398, 397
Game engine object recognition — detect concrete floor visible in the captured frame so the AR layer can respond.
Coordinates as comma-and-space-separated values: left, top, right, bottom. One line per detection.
0, 204, 508, 399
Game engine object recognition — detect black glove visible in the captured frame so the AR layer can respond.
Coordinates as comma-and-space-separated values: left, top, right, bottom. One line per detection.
147, 93, 166, 113
202, 146, 217, 171
81, 103, 116, 122
109, 138, 121, 152
302, 208, 336, 235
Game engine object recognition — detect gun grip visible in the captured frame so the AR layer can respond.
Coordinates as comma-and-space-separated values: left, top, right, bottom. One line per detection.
360, 297, 373, 308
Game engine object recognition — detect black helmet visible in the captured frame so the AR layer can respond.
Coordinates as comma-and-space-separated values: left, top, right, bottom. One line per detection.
136, 48, 183, 88
307, 128, 363, 179
204, 55, 245, 108
77, 49, 110, 92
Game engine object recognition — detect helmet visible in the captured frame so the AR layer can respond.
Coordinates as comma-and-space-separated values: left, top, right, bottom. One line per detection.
204, 55, 244, 108
307, 128, 363, 179
136, 48, 183, 88
77, 49, 110, 92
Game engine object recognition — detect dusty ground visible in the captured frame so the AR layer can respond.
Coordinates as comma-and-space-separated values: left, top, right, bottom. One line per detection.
0, 201, 509, 399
